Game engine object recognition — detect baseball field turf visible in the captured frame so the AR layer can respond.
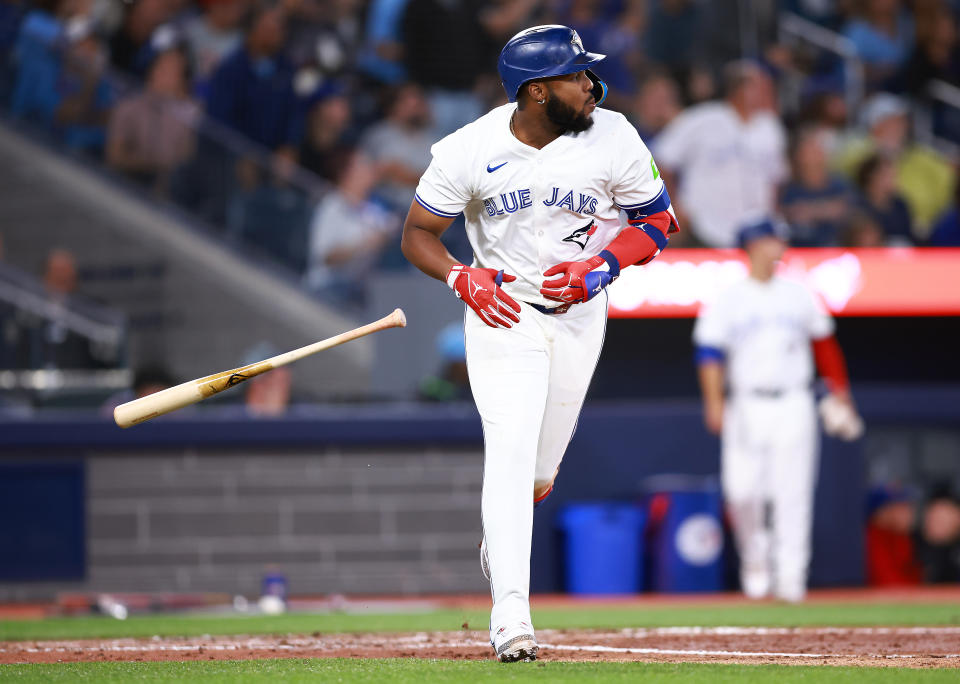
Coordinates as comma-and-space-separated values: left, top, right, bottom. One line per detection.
2, 594, 959, 681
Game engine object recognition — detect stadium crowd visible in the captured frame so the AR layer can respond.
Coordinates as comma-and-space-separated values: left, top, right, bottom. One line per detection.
3, 0, 960, 304
2, 0, 960, 587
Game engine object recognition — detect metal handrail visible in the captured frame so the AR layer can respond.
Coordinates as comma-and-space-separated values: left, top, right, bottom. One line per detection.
0, 265, 125, 347
928, 79, 960, 111
778, 12, 865, 118
0, 368, 132, 392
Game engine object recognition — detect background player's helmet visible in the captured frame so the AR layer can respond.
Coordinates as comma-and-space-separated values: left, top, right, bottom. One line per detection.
498, 25, 608, 105
736, 216, 791, 249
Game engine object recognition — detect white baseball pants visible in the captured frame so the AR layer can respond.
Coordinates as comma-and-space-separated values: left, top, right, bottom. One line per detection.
722, 391, 818, 601
464, 294, 607, 634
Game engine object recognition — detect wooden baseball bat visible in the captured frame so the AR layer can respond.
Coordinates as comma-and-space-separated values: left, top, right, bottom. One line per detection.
114, 308, 407, 428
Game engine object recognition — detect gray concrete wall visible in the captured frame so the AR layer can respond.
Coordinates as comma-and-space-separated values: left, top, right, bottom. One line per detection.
0, 447, 487, 601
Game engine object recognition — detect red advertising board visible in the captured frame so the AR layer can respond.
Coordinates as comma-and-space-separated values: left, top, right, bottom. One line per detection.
607, 248, 960, 318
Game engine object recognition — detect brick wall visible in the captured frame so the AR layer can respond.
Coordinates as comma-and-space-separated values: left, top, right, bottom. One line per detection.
2, 447, 488, 600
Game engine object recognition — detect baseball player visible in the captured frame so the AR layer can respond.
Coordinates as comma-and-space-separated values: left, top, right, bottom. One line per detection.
401, 25, 678, 662
693, 217, 856, 602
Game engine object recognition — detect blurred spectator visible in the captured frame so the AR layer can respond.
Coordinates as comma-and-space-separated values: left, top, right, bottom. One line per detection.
889, 4, 960, 96
284, 0, 362, 79
853, 153, 914, 245
889, 5, 960, 143
563, 0, 645, 107
357, 0, 410, 84
865, 485, 922, 586
780, 127, 851, 246
305, 152, 399, 305
0, 0, 25, 44
32, 248, 107, 369
206, 4, 302, 152
841, 0, 914, 86
100, 365, 176, 415
54, 18, 115, 152
44, 247, 78, 298
840, 209, 886, 246
227, 148, 311, 270
106, 49, 200, 194
643, 0, 701, 76
298, 87, 353, 182
182, 0, 247, 88
917, 488, 960, 582
834, 93, 955, 238
628, 70, 681, 144
797, 90, 849, 157
360, 82, 432, 212
418, 322, 469, 401
693, 0, 779, 72
655, 61, 787, 247
241, 342, 291, 417
0, 0, 27, 97
11, 7, 114, 152
929, 181, 960, 246
9, 0, 65, 125
108, 0, 175, 75
401, 0, 499, 136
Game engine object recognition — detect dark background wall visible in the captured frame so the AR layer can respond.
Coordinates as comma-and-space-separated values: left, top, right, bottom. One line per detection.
595, 317, 960, 399
6, 394, 937, 601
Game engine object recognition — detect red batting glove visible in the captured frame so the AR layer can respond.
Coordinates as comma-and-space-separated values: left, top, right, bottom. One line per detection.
540, 255, 615, 304
447, 264, 522, 328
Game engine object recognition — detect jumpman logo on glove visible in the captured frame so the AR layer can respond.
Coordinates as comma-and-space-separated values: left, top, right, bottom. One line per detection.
447, 264, 522, 328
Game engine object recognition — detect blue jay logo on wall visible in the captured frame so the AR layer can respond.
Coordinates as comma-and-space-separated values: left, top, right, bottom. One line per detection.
675, 514, 723, 566
562, 220, 598, 250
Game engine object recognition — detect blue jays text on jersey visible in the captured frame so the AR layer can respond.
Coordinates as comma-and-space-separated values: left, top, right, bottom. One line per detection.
482, 187, 598, 217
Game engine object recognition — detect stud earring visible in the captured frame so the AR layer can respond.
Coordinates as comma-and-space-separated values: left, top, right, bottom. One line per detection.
538, 99, 545, 105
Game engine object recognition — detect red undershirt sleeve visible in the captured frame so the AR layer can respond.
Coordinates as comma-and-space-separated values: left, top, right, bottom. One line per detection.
812, 335, 850, 393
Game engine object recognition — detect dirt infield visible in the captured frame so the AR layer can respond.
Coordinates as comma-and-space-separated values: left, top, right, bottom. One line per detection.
3, 626, 960, 668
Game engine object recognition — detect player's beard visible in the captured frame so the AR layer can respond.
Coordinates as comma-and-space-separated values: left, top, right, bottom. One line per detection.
545, 96, 594, 134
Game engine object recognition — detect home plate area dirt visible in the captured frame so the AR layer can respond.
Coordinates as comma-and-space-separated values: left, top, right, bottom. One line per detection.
3, 626, 960, 668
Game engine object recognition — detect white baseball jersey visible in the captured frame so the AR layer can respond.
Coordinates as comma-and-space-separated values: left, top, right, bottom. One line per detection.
654, 102, 787, 248
414, 103, 671, 307
693, 275, 834, 395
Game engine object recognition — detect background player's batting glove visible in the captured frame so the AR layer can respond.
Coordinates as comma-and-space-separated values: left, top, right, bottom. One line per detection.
447, 264, 522, 328
540, 251, 620, 304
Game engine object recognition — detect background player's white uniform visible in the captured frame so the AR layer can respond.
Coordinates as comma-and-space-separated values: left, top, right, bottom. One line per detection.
414, 103, 669, 636
693, 276, 834, 601
654, 101, 787, 248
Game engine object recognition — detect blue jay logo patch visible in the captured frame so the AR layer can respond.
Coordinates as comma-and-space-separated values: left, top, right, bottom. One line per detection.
562, 220, 598, 249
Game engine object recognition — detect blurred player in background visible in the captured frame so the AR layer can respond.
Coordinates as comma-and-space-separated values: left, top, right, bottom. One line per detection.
654, 61, 787, 247
402, 25, 678, 661
693, 217, 859, 602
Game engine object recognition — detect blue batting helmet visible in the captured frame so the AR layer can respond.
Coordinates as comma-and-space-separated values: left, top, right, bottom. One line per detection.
498, 25, 608, 105
736, 216, 791, 249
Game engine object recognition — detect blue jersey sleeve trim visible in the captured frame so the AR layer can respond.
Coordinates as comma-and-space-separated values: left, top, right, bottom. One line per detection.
695, 346, 725, 365
415, 194, 460, 218
617, 185, 672, 217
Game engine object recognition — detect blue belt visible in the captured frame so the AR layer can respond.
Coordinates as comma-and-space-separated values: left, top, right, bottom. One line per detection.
527, 302, 571, 315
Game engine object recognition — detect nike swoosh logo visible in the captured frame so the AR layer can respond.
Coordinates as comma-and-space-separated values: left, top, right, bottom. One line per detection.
486, 161, 508, 173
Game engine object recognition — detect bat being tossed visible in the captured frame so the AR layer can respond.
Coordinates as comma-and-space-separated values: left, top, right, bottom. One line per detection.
114, 308, 406, 428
